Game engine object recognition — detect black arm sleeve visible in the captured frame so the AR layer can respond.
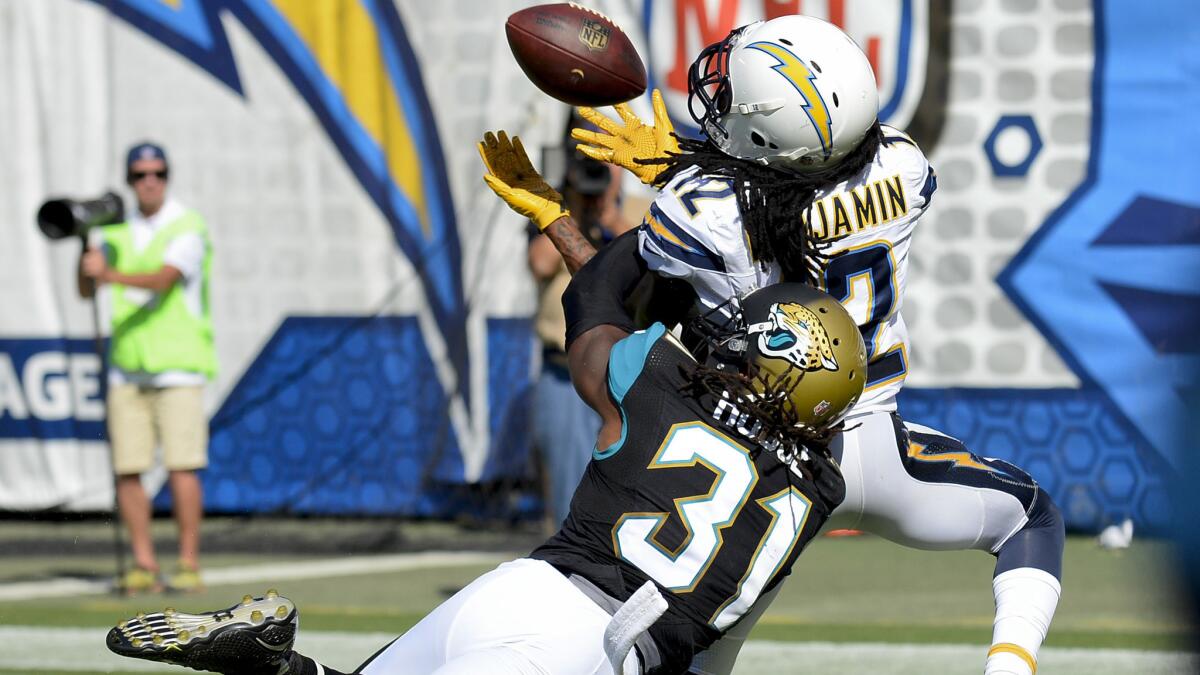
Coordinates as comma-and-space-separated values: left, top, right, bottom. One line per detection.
563, 229, 647, 349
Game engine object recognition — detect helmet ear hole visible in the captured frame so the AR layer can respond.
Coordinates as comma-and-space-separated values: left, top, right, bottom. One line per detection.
832, 92, 840, 108
750, 131, 767, 147
779, 38, 793, 46
832, 338, 841, 346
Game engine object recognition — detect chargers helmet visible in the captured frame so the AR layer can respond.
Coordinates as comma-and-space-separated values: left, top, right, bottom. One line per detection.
688, 15, 879, 172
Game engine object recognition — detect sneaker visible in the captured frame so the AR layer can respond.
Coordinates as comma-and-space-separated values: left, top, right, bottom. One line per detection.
119, 567, 163, 595
106, 590, 298, 675
168, 562, 204, 593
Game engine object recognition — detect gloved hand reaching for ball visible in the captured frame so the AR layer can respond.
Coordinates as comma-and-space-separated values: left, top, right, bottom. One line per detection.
477, 130, 567, 231
571, 88, 680, 186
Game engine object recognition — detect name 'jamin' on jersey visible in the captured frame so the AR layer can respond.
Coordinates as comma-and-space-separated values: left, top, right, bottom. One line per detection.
637, 125, 937, 414
531, 324, 842, 675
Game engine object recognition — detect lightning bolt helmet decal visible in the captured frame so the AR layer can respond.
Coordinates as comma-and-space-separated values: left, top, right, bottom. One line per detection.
744, 41, 834, 160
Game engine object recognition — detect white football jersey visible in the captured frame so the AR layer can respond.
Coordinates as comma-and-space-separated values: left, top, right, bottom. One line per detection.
638, 125, 936, 413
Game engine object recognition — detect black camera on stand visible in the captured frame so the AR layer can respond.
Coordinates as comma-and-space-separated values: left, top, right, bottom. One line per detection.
36, 189, 131, 592
36, 191, 124, 240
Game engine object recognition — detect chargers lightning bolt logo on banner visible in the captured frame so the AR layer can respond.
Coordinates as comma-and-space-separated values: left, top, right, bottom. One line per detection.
93, 0, 470, 403
744, 41, 833, 159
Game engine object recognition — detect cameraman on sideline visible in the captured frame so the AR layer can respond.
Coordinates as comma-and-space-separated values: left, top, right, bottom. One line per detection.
78, 142, 215, 594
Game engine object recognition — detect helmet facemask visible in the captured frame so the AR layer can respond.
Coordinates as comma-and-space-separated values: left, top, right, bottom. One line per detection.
686, 25, 747, 147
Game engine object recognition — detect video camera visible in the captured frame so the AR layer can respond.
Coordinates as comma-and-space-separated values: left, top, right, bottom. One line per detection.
36, 191, 124, 240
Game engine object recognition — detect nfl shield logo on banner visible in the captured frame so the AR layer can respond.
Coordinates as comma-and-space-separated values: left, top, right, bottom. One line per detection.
644, 0, 946, 149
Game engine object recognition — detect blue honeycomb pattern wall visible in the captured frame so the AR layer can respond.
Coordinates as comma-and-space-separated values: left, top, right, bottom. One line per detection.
161, 316, 1172, 531
900, 388, 1172, 534
160, 316, 533, 517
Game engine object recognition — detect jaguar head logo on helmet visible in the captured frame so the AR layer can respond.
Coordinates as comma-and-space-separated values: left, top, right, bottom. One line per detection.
687, 15, 880, 172
748, 301, 841, 373
692, 283, 866, 438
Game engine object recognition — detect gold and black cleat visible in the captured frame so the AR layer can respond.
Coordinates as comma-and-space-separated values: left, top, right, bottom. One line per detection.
106, 590, 297, 675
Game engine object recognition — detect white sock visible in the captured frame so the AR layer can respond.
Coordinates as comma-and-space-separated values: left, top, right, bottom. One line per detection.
985, 567, 1061, 675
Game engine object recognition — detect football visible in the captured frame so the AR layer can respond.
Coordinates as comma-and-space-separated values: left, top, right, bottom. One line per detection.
505, 3, 647, 106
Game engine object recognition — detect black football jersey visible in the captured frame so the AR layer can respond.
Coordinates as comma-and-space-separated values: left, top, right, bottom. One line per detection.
532, 323, 844, 674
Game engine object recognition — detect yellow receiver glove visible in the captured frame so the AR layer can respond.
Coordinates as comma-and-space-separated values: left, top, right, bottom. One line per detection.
478, 130, 567, 231
571, 88, 680, 186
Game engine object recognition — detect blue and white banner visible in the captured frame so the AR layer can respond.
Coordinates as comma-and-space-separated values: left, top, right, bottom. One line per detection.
0, 339, 105, 441
0, 0, 1194, 530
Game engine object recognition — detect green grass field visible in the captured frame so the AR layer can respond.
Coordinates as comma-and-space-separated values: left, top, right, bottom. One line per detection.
0, 519, 1194, 674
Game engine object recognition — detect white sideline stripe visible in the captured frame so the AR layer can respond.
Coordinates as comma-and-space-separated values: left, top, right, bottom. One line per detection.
0, 551, 507, 601
736, 640, 1199, 675
0, 628, 1196, 674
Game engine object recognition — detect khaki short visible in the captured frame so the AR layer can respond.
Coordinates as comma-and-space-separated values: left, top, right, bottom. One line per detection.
108, 384, 208, 475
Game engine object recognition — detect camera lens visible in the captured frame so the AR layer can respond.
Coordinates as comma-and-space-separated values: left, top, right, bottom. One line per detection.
566, 158, 611, 196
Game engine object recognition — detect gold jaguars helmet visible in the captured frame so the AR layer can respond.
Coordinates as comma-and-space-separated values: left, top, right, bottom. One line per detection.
740, 283, 867, 434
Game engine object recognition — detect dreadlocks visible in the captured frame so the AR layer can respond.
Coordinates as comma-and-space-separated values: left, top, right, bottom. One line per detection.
678, 362, 839, 455
647, 122, 883, 285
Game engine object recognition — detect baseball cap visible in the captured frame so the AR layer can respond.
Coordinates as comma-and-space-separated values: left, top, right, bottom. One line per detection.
125, 142, 168, 170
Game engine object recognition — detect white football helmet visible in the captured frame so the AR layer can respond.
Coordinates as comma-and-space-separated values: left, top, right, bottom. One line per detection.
687, 15, 879, 171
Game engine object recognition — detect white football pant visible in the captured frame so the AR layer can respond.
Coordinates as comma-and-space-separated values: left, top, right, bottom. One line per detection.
827, 410, 1031, 548
362, 558, 615, 675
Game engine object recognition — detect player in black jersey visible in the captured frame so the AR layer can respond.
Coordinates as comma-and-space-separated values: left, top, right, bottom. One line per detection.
105, 133, 866, 675
529, 280, 867, 673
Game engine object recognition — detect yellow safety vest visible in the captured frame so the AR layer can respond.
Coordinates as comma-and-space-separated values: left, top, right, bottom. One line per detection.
102, 211, 216, 378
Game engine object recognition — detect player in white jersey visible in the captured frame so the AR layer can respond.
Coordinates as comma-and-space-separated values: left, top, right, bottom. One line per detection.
642, 129, 928, 414
573, 15, 1063, 675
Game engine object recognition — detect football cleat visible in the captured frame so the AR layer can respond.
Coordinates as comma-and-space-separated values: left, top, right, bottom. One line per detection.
106, 590, 298, 675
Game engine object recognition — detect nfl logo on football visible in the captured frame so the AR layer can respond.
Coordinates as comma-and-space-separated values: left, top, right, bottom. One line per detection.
579, 18, 610, 51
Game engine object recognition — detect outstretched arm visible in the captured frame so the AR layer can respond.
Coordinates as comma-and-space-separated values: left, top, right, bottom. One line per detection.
561, 231, 649, 448
542, 217, 598, 275
478, 130, 650, 444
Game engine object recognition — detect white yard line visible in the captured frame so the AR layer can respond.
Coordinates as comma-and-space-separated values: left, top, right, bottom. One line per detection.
1, 553, 1196, 673
0, 627, 1195, 675
734, 641, 1199, 675
0, 551, 507, 602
